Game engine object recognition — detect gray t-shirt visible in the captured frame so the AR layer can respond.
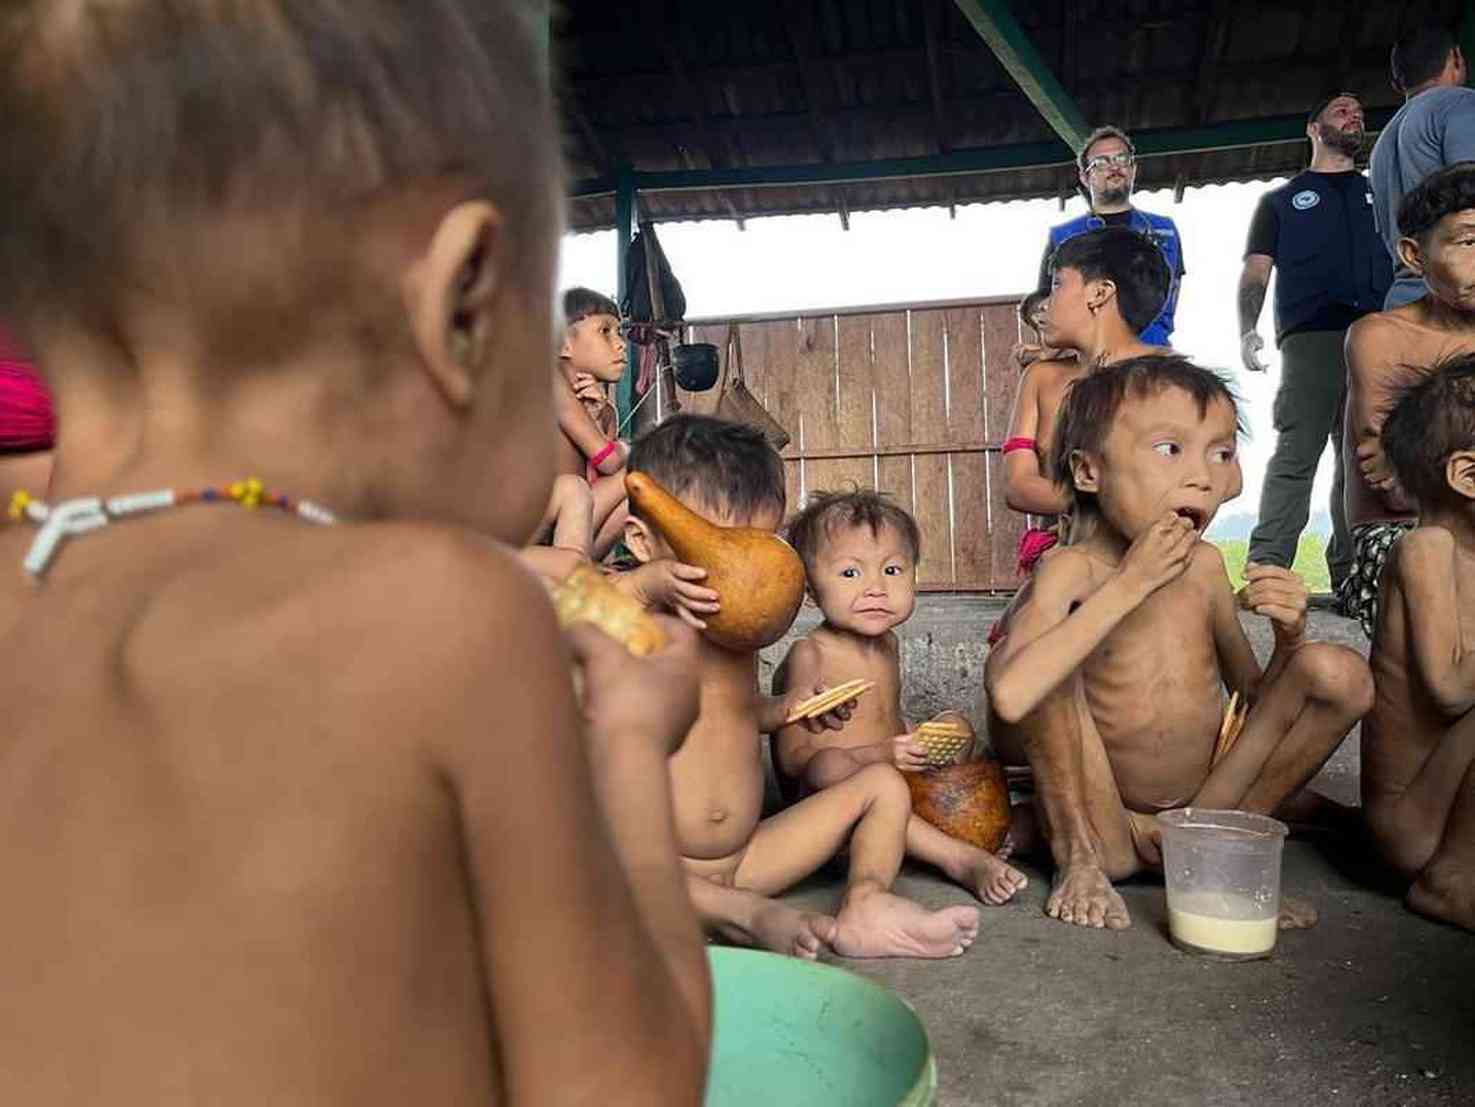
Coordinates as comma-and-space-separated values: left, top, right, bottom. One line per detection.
1369, 85, 1475, 308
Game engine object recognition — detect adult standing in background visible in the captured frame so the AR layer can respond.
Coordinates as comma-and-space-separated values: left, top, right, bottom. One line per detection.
1370, 24, 1475, 308
1037, 125, 1184, 346
1240, 94, 1392, 599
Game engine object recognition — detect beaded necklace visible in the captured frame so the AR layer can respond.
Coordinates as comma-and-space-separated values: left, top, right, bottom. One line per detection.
6, 477, 338, 578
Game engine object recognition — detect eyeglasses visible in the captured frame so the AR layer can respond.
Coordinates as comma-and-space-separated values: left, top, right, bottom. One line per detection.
1084, 152, 1134, 173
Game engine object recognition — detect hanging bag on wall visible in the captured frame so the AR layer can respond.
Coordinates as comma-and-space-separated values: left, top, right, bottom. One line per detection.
716, 323, 790, 451
621, 222, 686, 326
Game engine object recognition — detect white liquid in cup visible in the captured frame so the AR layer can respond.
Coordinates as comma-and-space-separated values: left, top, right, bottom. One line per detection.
1167, 891, 1277, 956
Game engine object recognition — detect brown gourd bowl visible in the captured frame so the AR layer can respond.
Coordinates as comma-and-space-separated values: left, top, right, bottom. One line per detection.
906, 756, 1011, 853
626, 470, 806, 652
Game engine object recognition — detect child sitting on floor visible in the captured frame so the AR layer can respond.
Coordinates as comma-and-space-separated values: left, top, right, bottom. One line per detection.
985, 355, 1373, 930
771, 489, 1028, 905
523, 288, 633, 580
0, 2, 712, 1102
1363, 354, 1475, 931
1341, 163, 1475, 636
1000, 227, 1173, 577
621, 415, 981, 960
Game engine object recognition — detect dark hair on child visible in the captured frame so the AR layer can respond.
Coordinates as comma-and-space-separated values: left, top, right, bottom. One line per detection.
629, 414, 787, 523
564, 287, 621, 328
1018, 289, 1049, 334
1049, 227, 1171, 335
786, 488, 921, 572
1390, 25, 1458, 94
1381, 353, 1475, 509
0, 0, 558, 344
1052, 354, 1240, 510
1397, 162, 1475, 242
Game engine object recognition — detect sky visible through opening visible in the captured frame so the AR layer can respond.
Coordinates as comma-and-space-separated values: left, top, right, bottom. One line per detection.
561, 178, 1335, 539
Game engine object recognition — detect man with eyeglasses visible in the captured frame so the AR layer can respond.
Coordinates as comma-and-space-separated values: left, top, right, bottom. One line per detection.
1239, 93, 1391, 606
1036, 125, 1184, 346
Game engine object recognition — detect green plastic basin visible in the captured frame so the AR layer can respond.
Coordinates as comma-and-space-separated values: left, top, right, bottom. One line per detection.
705, 947, 936, 1107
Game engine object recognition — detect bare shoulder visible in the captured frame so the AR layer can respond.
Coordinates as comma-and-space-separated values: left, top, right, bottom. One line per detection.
1347, 308, 1430, 370
774, 633, 823, 688
131, 522, 561, 755
1390, 524, 1456, 578
1026, 544, 1098, 604
1189, 539, 1231, 580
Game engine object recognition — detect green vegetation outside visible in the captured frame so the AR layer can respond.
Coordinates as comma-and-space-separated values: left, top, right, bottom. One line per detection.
1213, 534, 1332, 594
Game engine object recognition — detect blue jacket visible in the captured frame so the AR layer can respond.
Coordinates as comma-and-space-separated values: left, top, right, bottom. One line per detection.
1041, 209, 1183, 347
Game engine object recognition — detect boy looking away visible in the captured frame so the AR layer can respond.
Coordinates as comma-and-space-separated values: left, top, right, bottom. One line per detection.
773, 489, 1028, 905
0, 3, 711, 1104
1363, 356, 1475, 931
622, 415, 982, 960
1003, 227, 1174, 531
985, 357, 1372, 929
1342, 162, 1475, 635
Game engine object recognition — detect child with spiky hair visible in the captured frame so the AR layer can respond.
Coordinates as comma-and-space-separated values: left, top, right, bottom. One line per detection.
986, 355, 1372, 931
773, 488, 1028, 905
1363, 354, 1475, 932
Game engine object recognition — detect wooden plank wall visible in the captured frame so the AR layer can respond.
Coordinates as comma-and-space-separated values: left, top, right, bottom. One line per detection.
680, 298, 1028, 592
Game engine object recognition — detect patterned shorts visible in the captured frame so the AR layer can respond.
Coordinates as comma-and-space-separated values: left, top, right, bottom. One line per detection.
1335, 520, 1415, 637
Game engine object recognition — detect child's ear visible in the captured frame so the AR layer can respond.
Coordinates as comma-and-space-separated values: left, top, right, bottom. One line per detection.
623, 515, 656, 563
1087, 278, 1116, 316
1446, 450, 1475, 501
406, 201, 502, 408
1070, 448, 1101, 493
1396, 235, 1425, 277
558, 327, 576, 361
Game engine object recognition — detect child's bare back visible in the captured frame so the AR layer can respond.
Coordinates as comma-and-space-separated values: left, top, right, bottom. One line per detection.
0, 518, 657, 1103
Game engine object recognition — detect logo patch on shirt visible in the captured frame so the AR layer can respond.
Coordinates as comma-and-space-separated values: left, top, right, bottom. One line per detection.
1292, 190, 1321, 211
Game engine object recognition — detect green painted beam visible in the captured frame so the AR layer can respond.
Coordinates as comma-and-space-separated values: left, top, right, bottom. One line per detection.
613, 166, 637, 427
951, 0, 1090, 152
568, 108, 1394, 200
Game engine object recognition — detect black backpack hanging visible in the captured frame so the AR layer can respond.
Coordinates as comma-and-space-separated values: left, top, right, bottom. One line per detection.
621, 222, 686, 327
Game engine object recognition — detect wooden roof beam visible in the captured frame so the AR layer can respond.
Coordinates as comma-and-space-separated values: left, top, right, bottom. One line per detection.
950, 0, 1090, 152
1191, 0, 1234, 126
644, 2, 747, 229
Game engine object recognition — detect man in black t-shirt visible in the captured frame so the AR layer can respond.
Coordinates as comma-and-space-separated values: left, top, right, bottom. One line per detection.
1239, 93, 1393, 599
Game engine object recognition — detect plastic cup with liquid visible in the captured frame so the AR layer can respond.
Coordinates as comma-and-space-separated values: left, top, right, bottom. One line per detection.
1158, 808, 1288, 961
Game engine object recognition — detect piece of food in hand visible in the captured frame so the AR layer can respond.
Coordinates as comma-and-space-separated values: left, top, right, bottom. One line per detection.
915, 717, 975, 768
550, 564, 667, 657
625, 470, 806, 651
784, 678, 875, 724
906, 757, 1011, 852
1213, 690, 1250, 765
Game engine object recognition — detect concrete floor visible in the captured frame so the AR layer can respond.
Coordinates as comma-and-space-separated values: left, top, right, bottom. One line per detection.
758, 602, 1475, 1106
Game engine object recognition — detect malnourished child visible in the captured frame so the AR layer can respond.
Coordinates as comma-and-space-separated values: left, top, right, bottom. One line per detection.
1363, 355, 1475, 931
772, 489, 1027, 905
986, 356, 1373, 930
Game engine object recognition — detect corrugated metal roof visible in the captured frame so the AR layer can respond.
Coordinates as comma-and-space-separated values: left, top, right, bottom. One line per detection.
554, 0, 1463, 229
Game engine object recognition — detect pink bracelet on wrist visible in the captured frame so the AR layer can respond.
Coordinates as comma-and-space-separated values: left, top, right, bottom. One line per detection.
589, 440, 619, 469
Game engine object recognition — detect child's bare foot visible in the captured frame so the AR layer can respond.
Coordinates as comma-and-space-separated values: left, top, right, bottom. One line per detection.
831, 890, 979, 959
749, 902, 837, 960
1046, 862, 1131, 929
1276, 895, 1319, 929
1406, 861, 1475, 932
962, 851, 1028, 905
